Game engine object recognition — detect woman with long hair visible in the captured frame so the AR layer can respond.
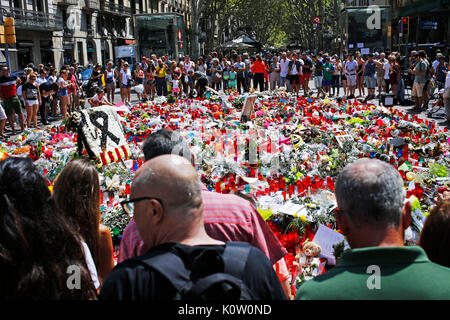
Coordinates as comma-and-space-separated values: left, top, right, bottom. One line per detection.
57, 69, 70, 119
53, 159, 115, 285
134, 64, 145, 101
211, 58, 223, 92
22, 73, 41, 128
104, 61, 118, 104
0, 157, 97, 299
119, 62, 132, 104
388, 55, 401, 99
144, 64, 156, 101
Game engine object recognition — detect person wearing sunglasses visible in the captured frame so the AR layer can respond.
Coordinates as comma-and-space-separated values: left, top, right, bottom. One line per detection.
22, 73, 41, 129
297, 159, 450, 300
117, 128, 291, 299
100, 155, 285, 300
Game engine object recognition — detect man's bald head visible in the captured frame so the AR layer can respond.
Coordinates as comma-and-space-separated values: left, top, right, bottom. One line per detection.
133, 154, 202, 216
335, 159, 405, 228
131, 155, 204, 248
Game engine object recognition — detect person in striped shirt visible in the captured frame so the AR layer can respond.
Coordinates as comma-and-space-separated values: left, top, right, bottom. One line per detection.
118, 128, 292, 298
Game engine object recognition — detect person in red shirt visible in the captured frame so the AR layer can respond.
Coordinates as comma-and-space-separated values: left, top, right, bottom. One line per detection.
68, 66, 81, 112
0, 66, 25, 134
251, 55, 266, 92
118, 129, 290, 296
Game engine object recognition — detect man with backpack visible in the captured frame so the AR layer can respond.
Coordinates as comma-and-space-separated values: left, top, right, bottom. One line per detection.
100, 155, 286, 300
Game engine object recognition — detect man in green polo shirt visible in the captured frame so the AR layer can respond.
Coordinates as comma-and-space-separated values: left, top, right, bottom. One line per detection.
297, 159, 450, 300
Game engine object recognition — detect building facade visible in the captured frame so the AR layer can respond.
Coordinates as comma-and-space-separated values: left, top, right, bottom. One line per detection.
1, 0, 191, 71
0, 0, 63, 70
340, 0, 392, 55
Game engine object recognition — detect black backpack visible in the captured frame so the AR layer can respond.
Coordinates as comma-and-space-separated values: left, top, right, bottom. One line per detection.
131, 242, 256, 300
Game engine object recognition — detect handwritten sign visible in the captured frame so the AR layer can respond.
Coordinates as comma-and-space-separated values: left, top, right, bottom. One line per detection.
277, 201, 310, 220
313, 224, 350, 265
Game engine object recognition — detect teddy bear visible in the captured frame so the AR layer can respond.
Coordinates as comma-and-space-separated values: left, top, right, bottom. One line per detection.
298, 241, 322, 266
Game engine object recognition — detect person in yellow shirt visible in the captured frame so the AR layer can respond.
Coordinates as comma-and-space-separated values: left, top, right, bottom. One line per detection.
156, 60, 168, 96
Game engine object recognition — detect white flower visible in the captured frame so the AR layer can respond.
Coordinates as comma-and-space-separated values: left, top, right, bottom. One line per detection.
106, 174, 121, 191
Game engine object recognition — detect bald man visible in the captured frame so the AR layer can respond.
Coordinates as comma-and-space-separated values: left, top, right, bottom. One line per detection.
297, 159, 450, 300
100, 155, 286, 300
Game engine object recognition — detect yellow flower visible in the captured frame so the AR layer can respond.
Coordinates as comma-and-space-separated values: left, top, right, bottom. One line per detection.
300, 215, 307, 222
293, 213, 298, 218
48, 186, 53, 194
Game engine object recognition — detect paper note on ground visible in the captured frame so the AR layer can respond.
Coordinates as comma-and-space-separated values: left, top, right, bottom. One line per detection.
277, 201, 310, 220
313, 224, 350, 265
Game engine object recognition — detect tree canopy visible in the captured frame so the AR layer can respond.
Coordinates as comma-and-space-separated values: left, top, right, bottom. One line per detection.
189, 0, 342, 54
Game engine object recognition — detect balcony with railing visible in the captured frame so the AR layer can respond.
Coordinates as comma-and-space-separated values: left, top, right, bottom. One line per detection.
0, 6, 63, 31
100, 1, 133, 16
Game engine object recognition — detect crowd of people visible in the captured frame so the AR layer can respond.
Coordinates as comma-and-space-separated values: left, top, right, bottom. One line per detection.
0, 63, 84, 137
0, 48, 449, 138
1, 127, 449, 300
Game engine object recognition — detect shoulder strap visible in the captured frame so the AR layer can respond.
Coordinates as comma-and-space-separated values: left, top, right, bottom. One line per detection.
222, 242, 252, 279
131, 250, 191, 293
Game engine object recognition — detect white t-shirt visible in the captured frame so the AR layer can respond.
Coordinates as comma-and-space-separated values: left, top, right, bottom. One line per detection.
120, 69, 132, 85
290, 60, 300, 75
172, 79, 179, 89
35, 77, 47, 86
433, 60, 440, 73
280, 59, 291, 77
90, 94, 108, 105
80, 241, 100, 290
0, 104, 6, 121
57, 77, 66, 89
383, 62, 391, 80
198, 64, 207, 73
345, 60, 358, 75
17, 85, 25, 102
184, 61, 195, 73
48, 75, 57, 84
333, 62, 342, 75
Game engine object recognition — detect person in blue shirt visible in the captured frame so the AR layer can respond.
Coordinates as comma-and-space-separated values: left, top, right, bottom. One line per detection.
364, 53, 377, 100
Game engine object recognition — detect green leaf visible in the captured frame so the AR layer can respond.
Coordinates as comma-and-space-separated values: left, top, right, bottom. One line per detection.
258, 208, 274, 220
428, 163, 448, 177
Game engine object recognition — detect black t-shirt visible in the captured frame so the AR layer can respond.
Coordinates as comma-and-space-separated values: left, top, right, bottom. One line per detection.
39, 82, 51, 95
23, 82, 39, 100
100, 242, 286, 300
303, 57, 313, 74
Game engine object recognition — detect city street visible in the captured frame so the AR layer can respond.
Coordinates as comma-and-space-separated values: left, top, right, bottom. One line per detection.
1, 0, 449, 305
